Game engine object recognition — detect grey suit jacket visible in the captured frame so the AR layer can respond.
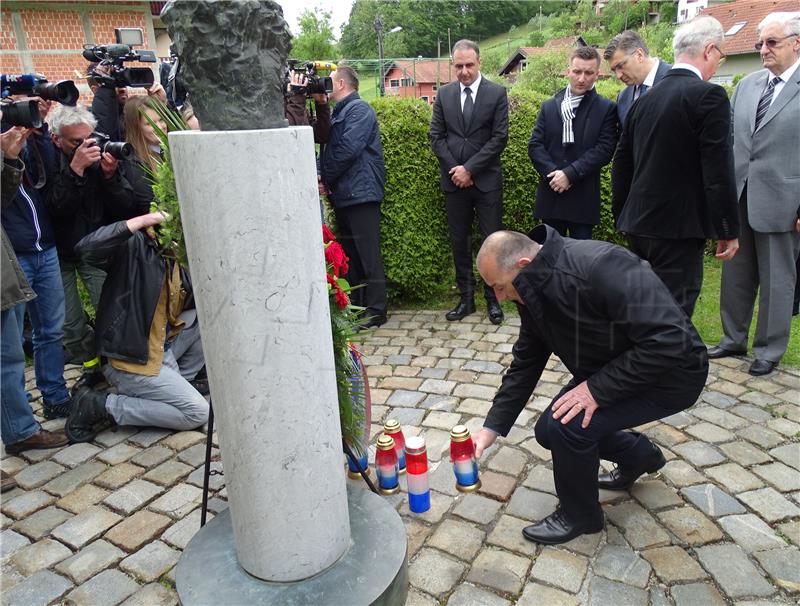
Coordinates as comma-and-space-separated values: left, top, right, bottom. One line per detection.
732, 66, 800, 232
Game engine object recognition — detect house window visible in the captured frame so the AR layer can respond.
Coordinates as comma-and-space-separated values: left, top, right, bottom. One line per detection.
432, 85, 438, 91
520, 60, 528, 72
421, 96, 429, 102
400, 78, 413, 86
389, 79, 399, 87
711, 74, 734, 85
725, 21, 747, 36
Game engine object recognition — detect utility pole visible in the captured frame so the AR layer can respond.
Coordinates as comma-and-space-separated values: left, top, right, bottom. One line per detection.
437, 37, 441, 89
375, 16, 385, 97
448, 27, 452, 82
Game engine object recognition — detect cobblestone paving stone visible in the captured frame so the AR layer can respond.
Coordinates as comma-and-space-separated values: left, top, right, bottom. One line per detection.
1, 310, 799, 604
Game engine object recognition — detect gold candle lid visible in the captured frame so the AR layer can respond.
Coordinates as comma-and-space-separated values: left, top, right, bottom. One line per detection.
384, 419, 400, 433
450, 425, 471, 442
376, 434, 396, 451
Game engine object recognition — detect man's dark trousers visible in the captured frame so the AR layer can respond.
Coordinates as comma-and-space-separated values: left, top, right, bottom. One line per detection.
626, 236, 705, 317
446, 186, 503, 303
534, 381, 702, 522
334, 202, 387, 319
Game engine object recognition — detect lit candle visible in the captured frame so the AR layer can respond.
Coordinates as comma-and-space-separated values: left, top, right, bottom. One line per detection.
347, 451, 369, 479
375, 434, 400, 495
383, 419, 406, 473
450, 424, 481, 492
404, 436, 430, 513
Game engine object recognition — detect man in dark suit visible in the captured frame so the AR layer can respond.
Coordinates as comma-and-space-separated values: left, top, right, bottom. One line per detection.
709, 11, 800, 376
528, 46, 618, 239
604, 30, 672, 124
612, 16, 740, 318
472, 229, 708, 545
429, 39, 509, 324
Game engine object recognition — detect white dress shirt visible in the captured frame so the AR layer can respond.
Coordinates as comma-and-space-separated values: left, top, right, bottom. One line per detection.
460, 73, 482, 111
768, 55, 800, 106
672, 63, 703, 79
642, 58, 661, 87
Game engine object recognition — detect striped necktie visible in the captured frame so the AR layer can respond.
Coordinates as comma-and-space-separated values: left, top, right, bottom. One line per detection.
754, 76, 781, 130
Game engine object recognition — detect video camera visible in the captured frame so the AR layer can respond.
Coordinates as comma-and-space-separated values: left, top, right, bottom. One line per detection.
286, 60, 336, 96
1, 73, 80, 128
83, 28, 157, 89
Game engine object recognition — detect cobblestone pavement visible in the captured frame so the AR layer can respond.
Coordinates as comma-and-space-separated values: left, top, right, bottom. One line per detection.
2, 310, 799, 605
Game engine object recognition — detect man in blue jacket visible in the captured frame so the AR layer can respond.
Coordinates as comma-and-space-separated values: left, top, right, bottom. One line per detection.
320, 66, 388, 329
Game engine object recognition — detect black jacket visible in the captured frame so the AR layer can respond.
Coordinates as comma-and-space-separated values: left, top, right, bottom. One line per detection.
429, 77, 509, 193
484, 225, 708, 437
45, 151, 138, 262
612, 69, 738, 240
91, 86, 124, 142
75, 221, 193, 364
528, 87, 618, 225
320, 92, 385, 208
117, 158, 156, 217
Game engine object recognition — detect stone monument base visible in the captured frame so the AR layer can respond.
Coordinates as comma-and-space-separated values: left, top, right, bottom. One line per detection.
176, 485, 408, 605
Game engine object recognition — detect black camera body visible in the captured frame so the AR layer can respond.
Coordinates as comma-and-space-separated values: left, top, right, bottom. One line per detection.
83, 28, 157, 89
90, 131, 133, 160
286, 60, 336, 96
0, 99, 42, 129
1, 73, 80, 107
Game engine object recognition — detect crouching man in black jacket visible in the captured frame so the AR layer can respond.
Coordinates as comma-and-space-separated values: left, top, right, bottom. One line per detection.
473, 226, 708, 545
65, 211, 209, 442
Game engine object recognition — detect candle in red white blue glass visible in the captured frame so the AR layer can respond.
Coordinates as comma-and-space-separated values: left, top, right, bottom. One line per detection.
375, 434, 400, 494
404, 436, 430, 513
346, 451, 369, 480
450, 425, 481, 492
383, 419, 406, 474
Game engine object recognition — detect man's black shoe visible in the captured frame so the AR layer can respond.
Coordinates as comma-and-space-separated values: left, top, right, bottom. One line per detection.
707, 346, 747, 359
487, 300, 504, 325
522, 509, 604, 545
749, 359, 777, 376
358, 315, 387, 331
598, 443, 666, 491
66, 386, 112, 443
446, 300, 476, 321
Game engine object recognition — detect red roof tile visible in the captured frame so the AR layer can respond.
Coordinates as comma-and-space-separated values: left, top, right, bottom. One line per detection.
386, 59, 454, 84
699, 0, 800, 55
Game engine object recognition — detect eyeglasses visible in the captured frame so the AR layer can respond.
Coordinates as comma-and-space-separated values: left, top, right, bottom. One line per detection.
755, 34, 798, 51
58, 135, 85, 147
610, 54, 634, 73
711, 44, 727, 65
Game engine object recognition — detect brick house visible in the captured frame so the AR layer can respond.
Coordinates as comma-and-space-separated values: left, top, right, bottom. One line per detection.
382, 59, 454, 104
1, 0, 166, 102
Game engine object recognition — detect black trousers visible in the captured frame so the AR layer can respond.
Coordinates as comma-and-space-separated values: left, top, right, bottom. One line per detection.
445, 186, 503, 302
543, 219, 593, 240
627, 235, 705, 318
534, 381, 702, 521
334, 202, 388, 318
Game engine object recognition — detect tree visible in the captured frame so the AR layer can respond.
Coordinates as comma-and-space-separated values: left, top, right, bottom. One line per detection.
291, 8, 337, 60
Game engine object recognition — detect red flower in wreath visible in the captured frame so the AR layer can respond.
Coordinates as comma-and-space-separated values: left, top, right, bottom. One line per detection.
327, 273, 350, 309
325, 241, 349, 278
323, 224, 336, 244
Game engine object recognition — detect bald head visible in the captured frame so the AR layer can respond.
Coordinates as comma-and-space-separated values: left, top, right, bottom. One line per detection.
477, 231, 540, 272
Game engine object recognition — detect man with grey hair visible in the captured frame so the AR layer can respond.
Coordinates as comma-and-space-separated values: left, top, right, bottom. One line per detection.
46, 103, 135, 367
603, 30, 672, 123
708, 11, 800, 376
472, 226, 708, 544
612, 15, 739, 318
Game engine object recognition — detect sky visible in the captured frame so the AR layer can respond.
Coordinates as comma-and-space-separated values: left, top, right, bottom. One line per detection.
280, 1, 354, 40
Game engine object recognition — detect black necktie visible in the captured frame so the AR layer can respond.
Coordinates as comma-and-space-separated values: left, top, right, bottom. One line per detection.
755, 76, 781, 130
462, 86, 473, 126
633, 83, 648, 102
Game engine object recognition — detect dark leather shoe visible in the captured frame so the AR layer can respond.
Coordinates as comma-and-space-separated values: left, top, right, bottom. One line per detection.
749, 359, 777, 376
446, 300, 476, 322
487, 300, 504, 325
598, 442, 666, 491
1, 470, 17, 493
66, 386, 112, 443
707, 345, 746, 359
5, 429, 69, 455
358, 315, 388, 331
522, 508, 604, 545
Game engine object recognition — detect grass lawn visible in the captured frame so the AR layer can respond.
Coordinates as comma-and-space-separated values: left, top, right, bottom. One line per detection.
694, 257, 799, 368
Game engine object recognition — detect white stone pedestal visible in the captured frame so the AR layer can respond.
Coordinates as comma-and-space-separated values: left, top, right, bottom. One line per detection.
169, 126, 350, 582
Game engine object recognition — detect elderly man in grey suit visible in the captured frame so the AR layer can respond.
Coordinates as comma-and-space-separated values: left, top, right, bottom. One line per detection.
708, 11, 800, 376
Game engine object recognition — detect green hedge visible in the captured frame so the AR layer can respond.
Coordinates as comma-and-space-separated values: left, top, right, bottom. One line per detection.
373, 88, 623, 301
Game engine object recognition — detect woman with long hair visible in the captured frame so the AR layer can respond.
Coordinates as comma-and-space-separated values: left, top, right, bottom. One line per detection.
119, 95, 167, 215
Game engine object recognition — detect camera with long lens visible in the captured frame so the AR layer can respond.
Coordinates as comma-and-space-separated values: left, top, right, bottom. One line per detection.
83, 28, 157, 89
1, 73, 80, 106
0, 99, 42, 128
89, 131, 133, 160
286, 60, 336, 96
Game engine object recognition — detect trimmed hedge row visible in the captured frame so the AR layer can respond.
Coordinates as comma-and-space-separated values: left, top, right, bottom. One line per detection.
372, 89, 623, 301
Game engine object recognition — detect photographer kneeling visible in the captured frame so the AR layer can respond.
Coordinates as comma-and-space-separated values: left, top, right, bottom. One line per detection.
66, 210, 208, 442
46, 104, 137, 366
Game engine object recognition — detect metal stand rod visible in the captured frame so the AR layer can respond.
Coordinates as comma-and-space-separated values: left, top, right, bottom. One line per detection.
343, 439, 379, 494
201, 401, 215, 527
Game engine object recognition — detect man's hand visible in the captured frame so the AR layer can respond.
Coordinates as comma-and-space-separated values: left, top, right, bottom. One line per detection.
795, 217, 800, 234
147, 82, 167, 102
449, 165, 472, 188
715, 238, 739, 261
1, 126, 32, 159
126, 210, 168, 233
472, 427, 498, 459
547, 170, 571, 193
99, 152, 118, 180
317, 175, 328, 197
311, 91, 328, 105
551, 381, 599, 429
288, 71, 307, 94
69, 139, 101, 177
